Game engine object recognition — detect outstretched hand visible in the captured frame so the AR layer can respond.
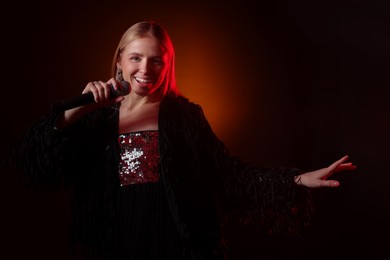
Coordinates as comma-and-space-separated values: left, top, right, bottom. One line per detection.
295, 155, 357, 188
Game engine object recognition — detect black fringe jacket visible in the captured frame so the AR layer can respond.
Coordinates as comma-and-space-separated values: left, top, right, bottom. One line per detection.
17, 93, 312, 258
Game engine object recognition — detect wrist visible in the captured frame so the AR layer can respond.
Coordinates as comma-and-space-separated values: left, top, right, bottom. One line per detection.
294, 174, 302, 185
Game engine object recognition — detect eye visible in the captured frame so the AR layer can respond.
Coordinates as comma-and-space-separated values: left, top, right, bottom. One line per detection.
130, 56, 141, 62
153, 58, 163, 65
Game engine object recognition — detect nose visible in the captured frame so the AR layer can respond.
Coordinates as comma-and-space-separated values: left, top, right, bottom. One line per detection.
139, 60, 151, 73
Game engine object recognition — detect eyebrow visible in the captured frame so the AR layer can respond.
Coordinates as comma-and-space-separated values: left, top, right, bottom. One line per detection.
127, 52, 162, 59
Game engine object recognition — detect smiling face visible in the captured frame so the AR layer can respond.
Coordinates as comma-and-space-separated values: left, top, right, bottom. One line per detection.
117, 36, 169, 97
112, 21, 178, 97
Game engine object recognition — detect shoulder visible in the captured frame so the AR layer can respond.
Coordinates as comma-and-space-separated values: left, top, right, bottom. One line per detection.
159, 94, 207, 130
161, 93, 203, 114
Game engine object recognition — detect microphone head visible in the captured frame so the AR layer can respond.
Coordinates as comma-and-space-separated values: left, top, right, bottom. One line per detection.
119, 81, 130, 95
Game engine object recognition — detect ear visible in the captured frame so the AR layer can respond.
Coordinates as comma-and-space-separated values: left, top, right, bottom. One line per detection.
116, 62, 122, 70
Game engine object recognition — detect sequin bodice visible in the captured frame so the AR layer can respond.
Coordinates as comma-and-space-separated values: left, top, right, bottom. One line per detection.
118, 131, 159, 186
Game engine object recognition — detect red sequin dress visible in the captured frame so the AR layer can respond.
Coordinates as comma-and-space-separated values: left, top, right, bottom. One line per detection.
118, 131, 160, 185
116, 130, 183, 259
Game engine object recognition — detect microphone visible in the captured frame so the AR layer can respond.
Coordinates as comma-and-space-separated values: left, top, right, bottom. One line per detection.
51, 81, 130, 112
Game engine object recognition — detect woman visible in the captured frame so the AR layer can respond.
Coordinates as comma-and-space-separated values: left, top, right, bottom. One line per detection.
19, 21, 356, 259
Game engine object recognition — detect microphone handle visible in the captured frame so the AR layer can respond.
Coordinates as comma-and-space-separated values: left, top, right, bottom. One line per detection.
51, 92, 95, 113
51, 81, 130, 113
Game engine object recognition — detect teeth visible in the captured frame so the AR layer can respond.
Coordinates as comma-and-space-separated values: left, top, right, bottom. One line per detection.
135, 77, 151, 83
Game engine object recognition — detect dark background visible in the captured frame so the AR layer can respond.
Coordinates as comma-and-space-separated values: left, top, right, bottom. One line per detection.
1, 0, 389, 259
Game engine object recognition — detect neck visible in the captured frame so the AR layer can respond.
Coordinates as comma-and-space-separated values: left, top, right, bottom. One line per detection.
120, 91, 163, 111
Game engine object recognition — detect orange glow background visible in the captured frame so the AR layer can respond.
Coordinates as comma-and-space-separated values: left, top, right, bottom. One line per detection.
2, 1, 390, 259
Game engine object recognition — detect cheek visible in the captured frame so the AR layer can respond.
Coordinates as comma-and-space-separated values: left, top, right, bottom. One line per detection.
123, 65, 137, 75
156, 65, 168, 78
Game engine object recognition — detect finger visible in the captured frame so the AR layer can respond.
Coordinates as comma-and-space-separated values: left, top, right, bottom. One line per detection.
334, 163, 357, 173
101, 81, 112, 100
322, 179, 340, 188
114, 96, 125, 103
107, 78, 118, 91
85, 82, 100, 102
95, 81, 110, 102
328, 155, 349, 171
93, 81, 102, 100
90, 81, 100, 101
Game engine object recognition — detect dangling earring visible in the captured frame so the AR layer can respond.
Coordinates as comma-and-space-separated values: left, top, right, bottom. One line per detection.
116, 69, 124, 81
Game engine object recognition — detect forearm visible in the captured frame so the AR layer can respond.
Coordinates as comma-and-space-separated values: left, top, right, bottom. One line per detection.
55, 105, 97, 130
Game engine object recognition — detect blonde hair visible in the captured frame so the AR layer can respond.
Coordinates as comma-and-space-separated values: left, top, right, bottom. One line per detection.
111, 21, 179, 96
